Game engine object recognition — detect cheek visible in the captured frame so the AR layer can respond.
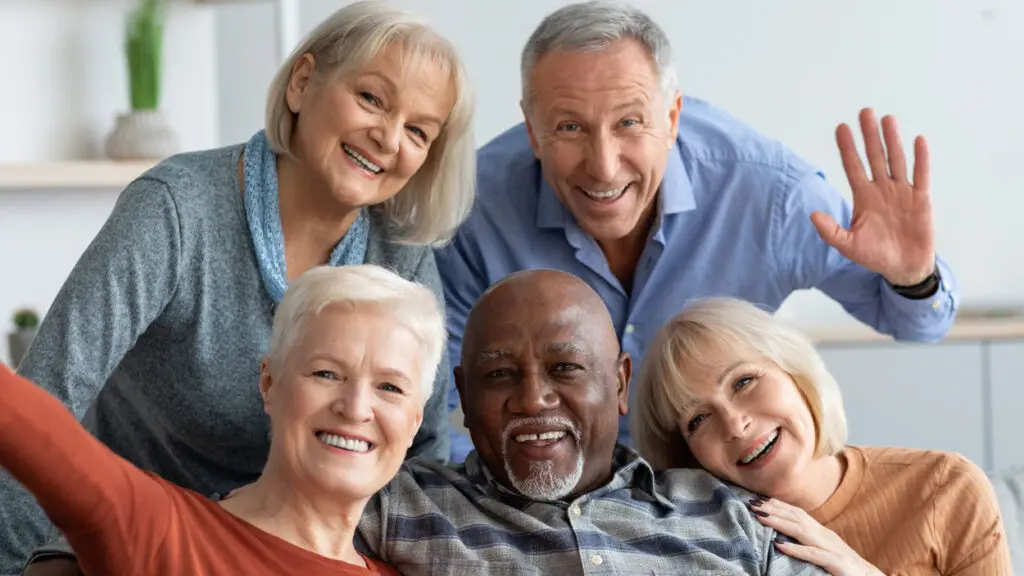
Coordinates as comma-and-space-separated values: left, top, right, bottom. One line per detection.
542, 142, 583, 179
395, 147, 430, 179
378, 403, 420, 445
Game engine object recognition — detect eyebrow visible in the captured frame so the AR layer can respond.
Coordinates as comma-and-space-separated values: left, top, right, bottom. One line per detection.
309, 353, 412, 384
546, 342, 586, 356
474, 349, 514, 366
377, 367, 413, 384
547, 98, 648, 119
679, 360, 749, 415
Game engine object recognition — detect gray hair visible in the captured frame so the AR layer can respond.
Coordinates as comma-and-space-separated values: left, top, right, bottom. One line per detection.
266, 265, 447, 406
520, 1, 678, 107
265, 1, 476, 246
631, 297, 848, 471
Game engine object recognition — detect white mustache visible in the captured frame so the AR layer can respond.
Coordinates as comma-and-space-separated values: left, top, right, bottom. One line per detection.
501, 416, 581, 446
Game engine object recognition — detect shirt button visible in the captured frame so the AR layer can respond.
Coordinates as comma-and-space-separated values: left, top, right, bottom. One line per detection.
570, 504, 582, 516
625, 324, 635, 334
590, 554, 603, 566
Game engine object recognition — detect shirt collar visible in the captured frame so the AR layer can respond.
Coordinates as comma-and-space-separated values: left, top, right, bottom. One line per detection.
535, 141, 696, 231
462, 444, 676, 511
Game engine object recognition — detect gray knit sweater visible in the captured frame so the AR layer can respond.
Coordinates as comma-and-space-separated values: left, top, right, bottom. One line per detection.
0, 144, 451, 574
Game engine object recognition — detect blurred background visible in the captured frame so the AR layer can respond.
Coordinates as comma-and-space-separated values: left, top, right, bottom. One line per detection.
0, 1, 1021, 474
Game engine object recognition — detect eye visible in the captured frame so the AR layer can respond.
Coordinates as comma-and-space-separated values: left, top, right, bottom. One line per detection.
358, 91, 381, 106
406, 125, 428, 141
312, 369, 339, 380
733, 376, 755, 392
553, 362, 582, 372
687, 413, 707, 434
379, 382, 404, 394
620, 118, 639, 127
557, 122, 580, 133
485, 368, 514, 379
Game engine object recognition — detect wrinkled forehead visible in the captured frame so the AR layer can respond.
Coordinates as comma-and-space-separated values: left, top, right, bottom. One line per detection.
466, 307, 596, 362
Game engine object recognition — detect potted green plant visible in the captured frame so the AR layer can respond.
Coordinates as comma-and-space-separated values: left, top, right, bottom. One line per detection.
105, 0, 181, 160
8, 307, 39, 369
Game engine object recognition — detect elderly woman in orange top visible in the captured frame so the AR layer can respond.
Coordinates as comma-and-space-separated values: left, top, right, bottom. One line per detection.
631, 297, 1011, 576
0, 264, 446, 574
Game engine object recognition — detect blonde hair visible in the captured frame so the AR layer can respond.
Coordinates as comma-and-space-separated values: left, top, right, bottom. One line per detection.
266, 265, 447, 405
265, 0, 475, 246
631, 298, 848, 470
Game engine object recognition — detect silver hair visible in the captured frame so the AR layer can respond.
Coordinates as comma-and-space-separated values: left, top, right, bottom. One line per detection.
520, 1, 678, 107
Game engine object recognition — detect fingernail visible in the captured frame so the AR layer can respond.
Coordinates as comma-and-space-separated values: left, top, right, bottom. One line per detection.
747, 497, 763, 507
757, 493, 772, 501
753, 509, 769, 518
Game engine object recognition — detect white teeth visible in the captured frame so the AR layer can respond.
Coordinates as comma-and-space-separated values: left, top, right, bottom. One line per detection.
317, 432, 371, 453
740, 429, 779, 464
514, 430, 568, 443
582, 184, 628, 200
343, 145, 382, 174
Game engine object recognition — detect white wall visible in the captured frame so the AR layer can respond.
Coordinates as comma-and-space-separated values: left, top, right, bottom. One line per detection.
0, 0, 219, 362
214, 0, 1024, 328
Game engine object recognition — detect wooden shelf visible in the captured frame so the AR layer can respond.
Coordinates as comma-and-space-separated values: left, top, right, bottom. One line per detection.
805, 317, 1024, 345
0, 161, 157, 191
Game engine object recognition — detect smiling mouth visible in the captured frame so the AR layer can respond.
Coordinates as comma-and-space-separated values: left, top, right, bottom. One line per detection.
342, 144, 383, 175
316, 431, 375, 454
738, 428, 780, 466
580, 183, 629, 202
513, 430, 568, 446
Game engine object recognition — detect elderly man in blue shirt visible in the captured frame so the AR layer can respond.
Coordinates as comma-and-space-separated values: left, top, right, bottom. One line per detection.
436, 0, 957, 463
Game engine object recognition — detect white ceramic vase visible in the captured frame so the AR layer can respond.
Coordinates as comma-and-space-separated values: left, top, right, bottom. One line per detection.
7, 328, 36, 369
105, 109, 181, 160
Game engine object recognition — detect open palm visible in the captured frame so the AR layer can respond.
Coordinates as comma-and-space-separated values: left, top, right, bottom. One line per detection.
811, 108, 936, 286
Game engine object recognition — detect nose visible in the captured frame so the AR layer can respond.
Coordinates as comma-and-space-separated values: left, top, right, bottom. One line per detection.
508, 370, 559, 416
332, 381, 374, 423
722, 406, 752, 441
368, 115, 401, 155
585, 129, 621, 184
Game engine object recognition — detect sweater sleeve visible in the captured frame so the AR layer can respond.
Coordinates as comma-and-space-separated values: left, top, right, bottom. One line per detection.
404, 249, 452, 464
0, 365, 170, 573
0, 176, 182, 573
934, 454, 1012, 575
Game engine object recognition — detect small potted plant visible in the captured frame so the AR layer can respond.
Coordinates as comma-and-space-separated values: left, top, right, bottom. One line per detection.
105, 0, 181, 160
8, 307, 39, 369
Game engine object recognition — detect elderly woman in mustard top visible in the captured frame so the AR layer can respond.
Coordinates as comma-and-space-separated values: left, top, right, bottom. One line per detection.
632, 297, 1011, 576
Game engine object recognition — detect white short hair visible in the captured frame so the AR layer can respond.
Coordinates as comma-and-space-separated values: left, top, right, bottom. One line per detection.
521, 1, 678, 108
265, 0, 475, 246
631, 297, 848, 471
266, 265, 447, 405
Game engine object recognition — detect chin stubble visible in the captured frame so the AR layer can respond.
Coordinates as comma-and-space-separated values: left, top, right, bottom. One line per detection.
501, 416, 585, 502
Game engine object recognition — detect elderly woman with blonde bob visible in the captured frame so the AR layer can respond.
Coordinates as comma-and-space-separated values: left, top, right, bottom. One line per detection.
631, 298, 1011, 576
4, 2, 473, 572
0, 265, 445, 574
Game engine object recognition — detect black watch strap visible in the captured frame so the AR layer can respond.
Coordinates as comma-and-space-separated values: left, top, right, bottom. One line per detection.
890, 265, 941, 300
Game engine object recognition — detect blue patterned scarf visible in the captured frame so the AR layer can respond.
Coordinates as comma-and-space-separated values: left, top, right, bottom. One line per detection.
242, 130, 370, 303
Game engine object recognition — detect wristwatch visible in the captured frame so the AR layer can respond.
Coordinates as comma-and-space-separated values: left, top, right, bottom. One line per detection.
889, 264, 941, 300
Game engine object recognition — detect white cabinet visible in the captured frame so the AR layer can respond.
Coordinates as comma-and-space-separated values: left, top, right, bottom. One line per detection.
817, 343, 988, 469
989, 342, 1024, 471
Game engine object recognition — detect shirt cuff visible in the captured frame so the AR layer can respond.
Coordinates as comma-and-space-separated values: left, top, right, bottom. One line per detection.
22, 535, 76, 573
881, 258, 959, 317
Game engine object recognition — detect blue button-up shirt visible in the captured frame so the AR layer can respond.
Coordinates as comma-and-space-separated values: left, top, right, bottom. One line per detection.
436, 97, 959, 463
